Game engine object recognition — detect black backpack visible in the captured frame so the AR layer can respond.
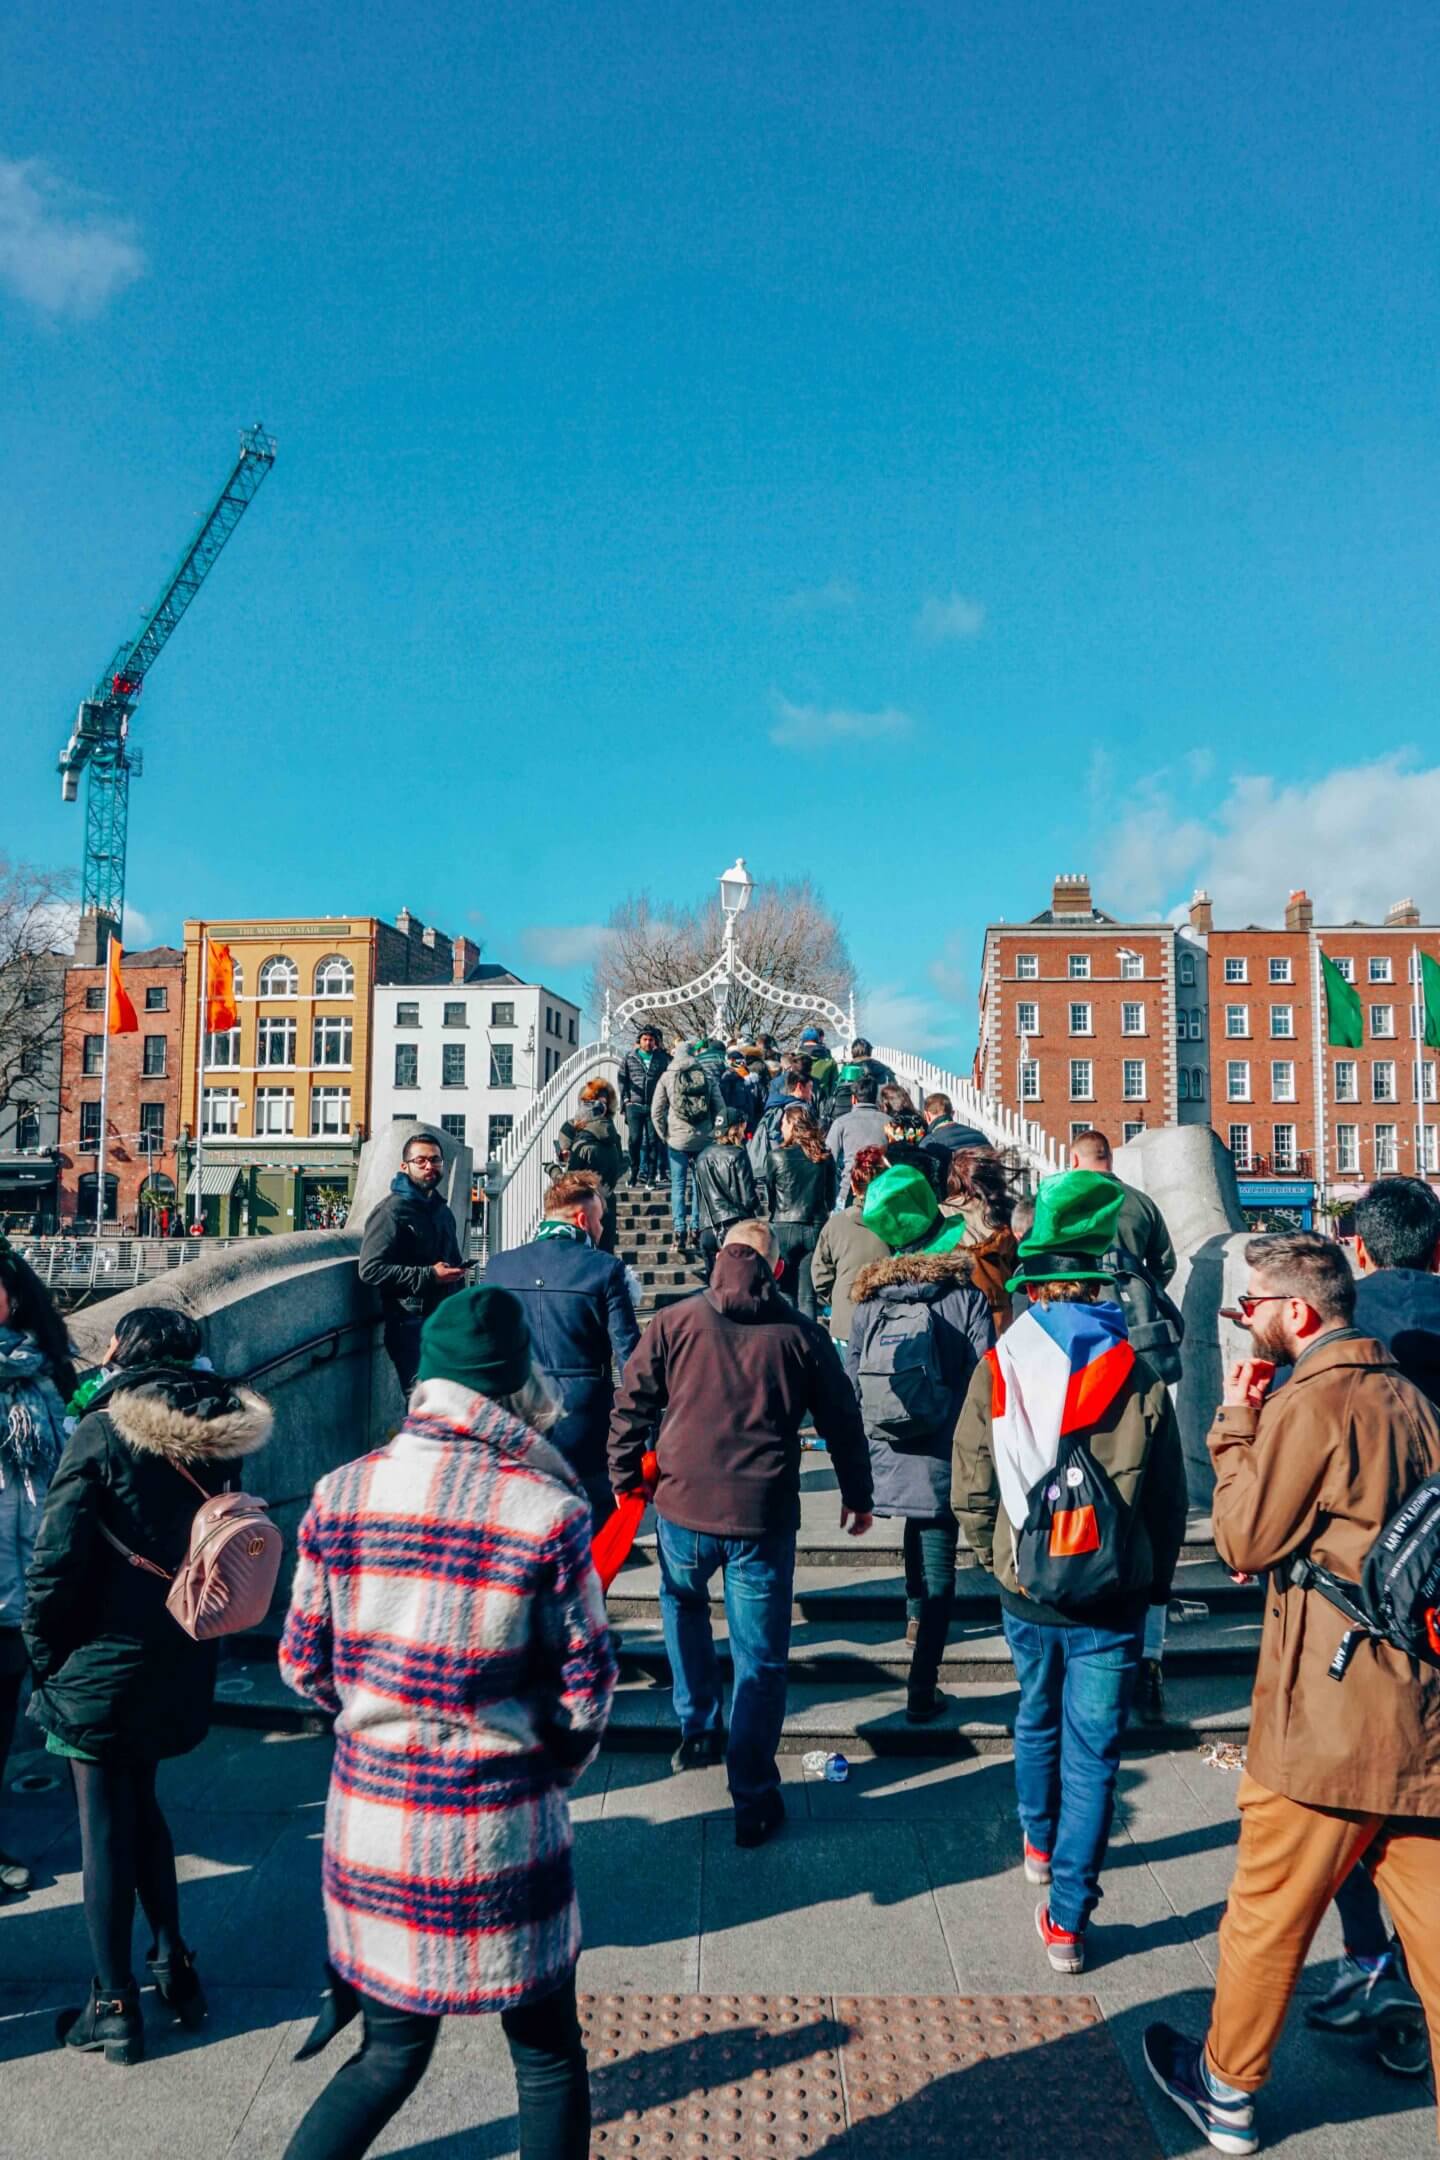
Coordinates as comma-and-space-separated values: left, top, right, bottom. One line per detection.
856, 1298, 950, 1441
1289, 1471, 1440, 1680
673, 1061, 712, 1126
1104, 1245, 1185, 1387
1014, 1432, 1131, 1614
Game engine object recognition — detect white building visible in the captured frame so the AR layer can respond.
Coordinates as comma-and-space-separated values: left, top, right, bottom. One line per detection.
370, 966, 582, 1162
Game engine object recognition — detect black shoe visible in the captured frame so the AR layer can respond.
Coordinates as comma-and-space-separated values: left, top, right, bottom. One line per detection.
0, 1846, 32, 1895
671, 1731, 725, 1774
294, 1963, 363, 2061
1136, 1658, 1166, 1726
56, 1980, 145, 2066
146, 1943, 207, 2030
906, 1689, 948, 1726
734, 1792, 786, 1850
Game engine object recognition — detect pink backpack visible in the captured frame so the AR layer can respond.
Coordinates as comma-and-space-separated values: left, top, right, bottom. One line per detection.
99, 1462, 283, 1641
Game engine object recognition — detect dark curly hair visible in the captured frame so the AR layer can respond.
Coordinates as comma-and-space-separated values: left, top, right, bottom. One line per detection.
0, 1247, 78, 1400
946, 1147, 1014, 1230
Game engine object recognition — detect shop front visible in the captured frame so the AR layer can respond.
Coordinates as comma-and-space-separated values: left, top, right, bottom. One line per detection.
0, 1151, 59, 1235
178, 1138, 361, 1236
1235, 1176, 1316, 1232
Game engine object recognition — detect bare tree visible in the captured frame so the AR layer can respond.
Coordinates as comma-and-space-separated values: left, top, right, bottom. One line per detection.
589, 878, 856, 1044
0, 859, 74, 1135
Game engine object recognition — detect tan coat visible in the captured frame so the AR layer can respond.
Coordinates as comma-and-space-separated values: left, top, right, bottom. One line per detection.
1208, 1331, 1440, 1814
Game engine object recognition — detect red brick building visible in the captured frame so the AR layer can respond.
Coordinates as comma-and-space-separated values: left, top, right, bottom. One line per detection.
59, 925, 187, 1229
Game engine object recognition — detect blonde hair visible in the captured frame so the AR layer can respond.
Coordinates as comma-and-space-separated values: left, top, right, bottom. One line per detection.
494, 1363, 563, 1434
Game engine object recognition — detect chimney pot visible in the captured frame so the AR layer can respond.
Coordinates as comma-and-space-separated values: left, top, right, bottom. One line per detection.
1284, 888, 1314, 933
1188, 888, 1214, 936
1385, 897, 1421, 928
1051, 871, 1094, 919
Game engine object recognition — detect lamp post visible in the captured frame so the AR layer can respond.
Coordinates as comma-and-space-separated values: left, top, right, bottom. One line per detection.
714, 856, 753, 1040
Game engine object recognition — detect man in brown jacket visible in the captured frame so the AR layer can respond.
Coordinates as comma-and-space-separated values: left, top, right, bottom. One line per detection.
1145, 1231, 1440, 2156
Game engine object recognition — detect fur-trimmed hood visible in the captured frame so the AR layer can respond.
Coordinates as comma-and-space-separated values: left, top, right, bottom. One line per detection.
102, 1370, 273, 1465
852, 1249, 976, 1306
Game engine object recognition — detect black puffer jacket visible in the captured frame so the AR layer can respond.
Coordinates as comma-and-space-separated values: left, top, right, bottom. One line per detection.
617, 1046, 670, 1110
692, 1144, 758, 1235
23, 1367, 272, 1762
846, 1252, 993, 1517
766, 1144, 837, 1226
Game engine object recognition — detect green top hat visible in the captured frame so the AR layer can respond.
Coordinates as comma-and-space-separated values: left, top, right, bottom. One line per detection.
1006, 1170, 1125, 1292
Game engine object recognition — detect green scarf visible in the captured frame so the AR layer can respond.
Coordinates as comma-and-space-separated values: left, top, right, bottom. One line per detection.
535, 1220, 590, 1245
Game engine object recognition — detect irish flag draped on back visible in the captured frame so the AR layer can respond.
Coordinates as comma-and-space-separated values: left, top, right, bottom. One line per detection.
987, 1299, 1134, 1529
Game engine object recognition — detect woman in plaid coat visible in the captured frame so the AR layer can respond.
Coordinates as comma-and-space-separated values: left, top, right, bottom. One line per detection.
279, 1286, 617, 2160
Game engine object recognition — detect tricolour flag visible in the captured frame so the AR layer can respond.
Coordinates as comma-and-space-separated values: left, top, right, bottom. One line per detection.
106, 940, 138, 1036
1321, 952, 1363, 1049
987, 1298, 1134, 1529
205, 941, 238, 1033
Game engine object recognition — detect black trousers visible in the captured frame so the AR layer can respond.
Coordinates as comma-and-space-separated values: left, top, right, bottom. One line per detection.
903, 1509, 959, 1704
625, 1105, 662, 1183
381, 1315, 422, 1400
773, 1223, 822, 1321
70, 1759, 183, 1992
284, 1971, 590, 2160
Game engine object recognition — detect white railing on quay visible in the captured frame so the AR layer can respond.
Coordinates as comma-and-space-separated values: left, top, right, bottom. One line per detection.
485, 1040, 622, 1254
871, 1044, 1064, 1183
11, 1236, 253, 1296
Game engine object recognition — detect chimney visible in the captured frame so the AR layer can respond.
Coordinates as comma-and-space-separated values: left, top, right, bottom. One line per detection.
452, 935, 481, 983
395, 907, 414, 939
1188, 888, 1213, 936
73, 909, 115, 968
421, 924, 437, 950
1051, 872, 1093, 919
1386, 897, 1421, 928
1284, 889, 1314, 933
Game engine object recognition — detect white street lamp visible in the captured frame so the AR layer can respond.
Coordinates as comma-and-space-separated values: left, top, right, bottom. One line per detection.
714, 857, 754, 1043
719, 857, 753, 919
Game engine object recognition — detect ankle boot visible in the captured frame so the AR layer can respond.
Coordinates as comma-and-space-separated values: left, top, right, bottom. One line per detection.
293, 1963, 361, 2061
147, 1943, 208, 2030
56, 1979, 145, 2066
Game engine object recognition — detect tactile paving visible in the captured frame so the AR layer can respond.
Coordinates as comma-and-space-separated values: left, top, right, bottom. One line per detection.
580, 1992, 1160, 2157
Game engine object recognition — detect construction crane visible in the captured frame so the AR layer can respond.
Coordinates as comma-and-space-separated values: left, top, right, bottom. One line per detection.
58, 423, 277, 927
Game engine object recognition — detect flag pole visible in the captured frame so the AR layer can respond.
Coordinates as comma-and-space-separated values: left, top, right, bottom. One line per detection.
1415, 944, 1430, 1186
193, 926, 207, 1229
95, 995, 112, 1240
1311, 932, 1328, 1216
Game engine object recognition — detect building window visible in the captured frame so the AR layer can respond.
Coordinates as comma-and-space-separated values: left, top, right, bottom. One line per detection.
487, 1114, 514, 1154
1067, 953, 1091, 980
79, 1100, 102, 1150
1179, 952, 1196, 987
1269, 958, 1293, 984
1227, 1061, 1251, 1101
13, 1103, 38, 1149
1120, 953, 1144, 981
568, 1017, 577, 1044
1123, 1121, 1145, 1143
1370, 956, 1393, 984
1015, 1002, 1039, 1036
1228, 1123, 1253, 1170
142, 1035, 167, 1078
1178, 1070, 1190, 1101
1190, 1066, 1206, 1100
1333, 956, 1355, 983
1418, 1126, 1439, 1174
201, 1087, 239, 1136
396, 1001, 420, 1028
1335, 1124, 1359, 1174
1270, 1006, 1294, 1038
205, 1025, 240, 1068
312, 1015, 353, 1068
1122, 1059, 1146, 1100
489, 1044, 514, 1088
138, 1102, 166, 1154
1068, 1002, 1092, 1036
1373, 1061, 1397, 1103
1416, 1063, 1438, 1104
1375, 1124, 1398, 1173
394, 1043, 418, 1089
309, 1086, 351, 1135
1019, 1059, 1040, 1101
1273, 1123, 1298, 1172
1334, 1060, 1358, 1103
1271, 1061, 1296, 1103
256, 1015, 297, 1068
144, 984, 168, 1012
439, 1112, 466, 1141
1370, 1006, 1395, 1038
254, 1087, 295, 1136
82, 1034, 103, 1076
1225, 1005, 1249, 1038
1068, 1059, 1093, 1101
491, 1001, 516, 1026
258, 955, 299, 997
442, 1043, 466, 1087
84, 984, 104, 1011
443, 1002, 466, 1028
1121, 1002, 1145, 1035
1224, 957, 1248, 983
313, 955, 354, 997
19, 1044, 43, 1078
1069, 1121, 1093, 1142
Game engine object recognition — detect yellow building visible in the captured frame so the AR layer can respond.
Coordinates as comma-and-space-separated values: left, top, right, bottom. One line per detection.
179, 910, 463, 1233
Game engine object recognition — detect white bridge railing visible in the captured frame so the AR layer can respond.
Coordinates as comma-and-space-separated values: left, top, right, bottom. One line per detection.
871, 1044, 1064, 1182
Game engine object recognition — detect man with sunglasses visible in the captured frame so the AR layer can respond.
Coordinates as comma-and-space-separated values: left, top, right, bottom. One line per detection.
359, 1130, 468, 1397
1146, 1230, 1440, 2155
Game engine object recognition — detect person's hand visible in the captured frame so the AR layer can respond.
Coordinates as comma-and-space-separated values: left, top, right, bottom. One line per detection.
841, 1507, 874, 1536
432, 1263, 466, 1285
1223, 1357, 1276, 1409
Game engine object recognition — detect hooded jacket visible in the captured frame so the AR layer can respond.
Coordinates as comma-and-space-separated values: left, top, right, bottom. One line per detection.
652, 1057, 728, 1154
607, 1244, 872, 1536
24, 1367, 272, 1761
862, 1165, 971, 1257
358, 1175, 465, 1320
847, 1252, 994, 1517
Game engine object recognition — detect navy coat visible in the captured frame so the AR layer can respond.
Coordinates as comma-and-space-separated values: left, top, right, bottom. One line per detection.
484, 1235, 640, 1479
846, 1250, 994, 1517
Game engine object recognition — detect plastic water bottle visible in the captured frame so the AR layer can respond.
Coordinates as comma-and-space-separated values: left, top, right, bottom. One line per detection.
1168, 1599, 1210, 1625
823, 1752, 850, 1783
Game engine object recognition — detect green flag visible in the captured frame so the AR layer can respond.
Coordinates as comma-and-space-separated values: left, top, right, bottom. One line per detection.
1421, 952, 1440, 1052
1321, 952, 1363, 1048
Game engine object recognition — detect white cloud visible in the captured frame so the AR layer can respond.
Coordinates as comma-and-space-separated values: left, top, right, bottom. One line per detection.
916, 591, 986, 644
861, 980, 975, 1061
927, 934, 971, 1008
769, 692, 913, 751
520, 923, 616, 971
779, 579, 858, 617
0, 156, 145, 318
1097, 754, 1440, 925
122, 905, 158, 948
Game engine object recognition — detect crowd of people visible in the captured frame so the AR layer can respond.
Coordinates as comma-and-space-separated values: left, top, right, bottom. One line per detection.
0, 1024, 1437, 2156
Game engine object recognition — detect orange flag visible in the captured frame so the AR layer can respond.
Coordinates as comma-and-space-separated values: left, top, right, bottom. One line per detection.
106, 940, 138, 1035
205, 942, 238, 1033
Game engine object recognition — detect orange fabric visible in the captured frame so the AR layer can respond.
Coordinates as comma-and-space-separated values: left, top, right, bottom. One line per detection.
985, 1346, 1006, 1418
1048, 1503, 1100, 1559
205, 941, 238, 1033
1060, 1339, 1134, 1437
590, 1449, 658, 1591
106, 940, 138, 1035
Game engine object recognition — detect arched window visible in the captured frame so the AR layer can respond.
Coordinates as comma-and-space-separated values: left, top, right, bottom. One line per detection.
258, 955, 298, 997
313, 954, 354, 997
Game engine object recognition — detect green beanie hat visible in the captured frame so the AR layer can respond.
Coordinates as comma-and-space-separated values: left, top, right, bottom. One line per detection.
1007, 1170, 1126, 1291
861, 1163, 940, 1251
418, 1286, 532, 1397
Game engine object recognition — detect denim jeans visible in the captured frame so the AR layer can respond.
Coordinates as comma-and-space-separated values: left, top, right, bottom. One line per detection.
655, 1517, 796, 1817
903, 1511, 958, 1704
667, 1146, 701, 1237
626, 1106, 663, 1184
1001, 1608, 1144, 1934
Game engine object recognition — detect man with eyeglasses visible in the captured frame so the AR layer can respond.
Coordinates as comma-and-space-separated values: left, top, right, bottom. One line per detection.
1145, 1230, 1440, 2156
359, 1130, 468, 1397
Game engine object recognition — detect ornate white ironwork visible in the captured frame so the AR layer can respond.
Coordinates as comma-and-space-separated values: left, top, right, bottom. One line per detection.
611, 942, 853, 1046
484, 1040, 622, 1255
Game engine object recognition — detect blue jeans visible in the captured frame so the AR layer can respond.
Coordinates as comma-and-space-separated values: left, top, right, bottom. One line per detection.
655, 1517, 795, 1816
667, 1146, 701, 1237
1002, 1608, 1144, 1934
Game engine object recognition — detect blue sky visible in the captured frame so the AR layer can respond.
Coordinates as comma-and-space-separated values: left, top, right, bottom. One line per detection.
6, 2, 1440, 1066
